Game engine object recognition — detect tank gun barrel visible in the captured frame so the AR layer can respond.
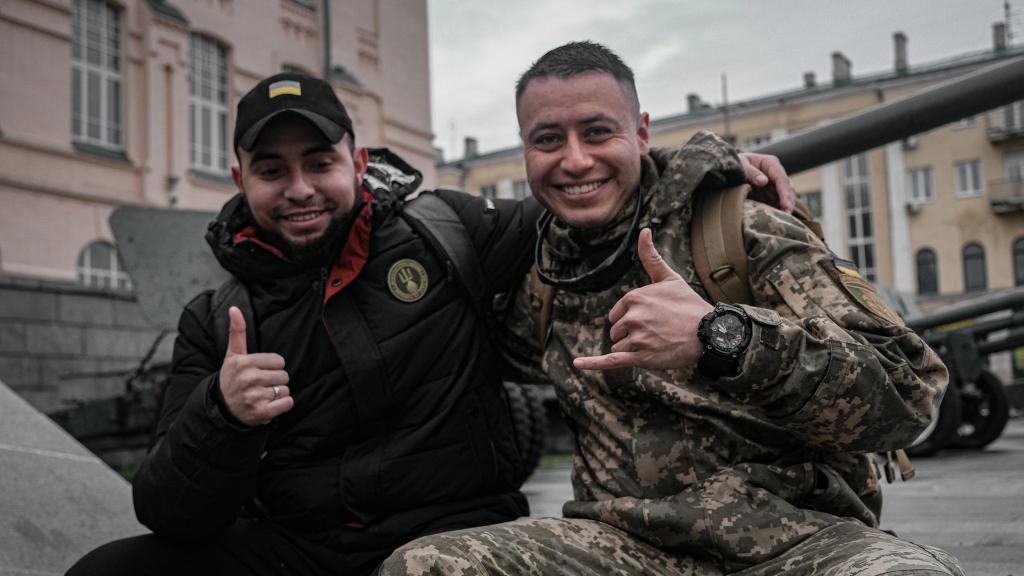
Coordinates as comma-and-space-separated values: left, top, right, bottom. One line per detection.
906, 286, 1024, 333
756, 56, 1024, 174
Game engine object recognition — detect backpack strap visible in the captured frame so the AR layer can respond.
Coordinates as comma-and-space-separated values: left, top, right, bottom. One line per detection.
527, 265, 555, 350
210, 276, 259, 358
692, 184, 754, 305
401, 193, 488, 320
692, 186, 827, 306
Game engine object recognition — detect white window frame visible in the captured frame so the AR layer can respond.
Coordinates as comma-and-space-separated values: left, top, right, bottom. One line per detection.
512, 179, 530, 200
907, 166, 934, 204
955, 159, 983, 198
1004, 100, 1024, 132
1006, 152, 1024, 183
797, 190, 823, 219
843, 153, 876, 281
190, 35, 230, 175
77, 241, 132, 291
743, 134, 771, 149
71, 0, 123, 149
952, 116, 976, 130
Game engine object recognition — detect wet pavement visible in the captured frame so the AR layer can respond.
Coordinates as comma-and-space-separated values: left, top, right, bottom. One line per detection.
522, 417, 1024, 576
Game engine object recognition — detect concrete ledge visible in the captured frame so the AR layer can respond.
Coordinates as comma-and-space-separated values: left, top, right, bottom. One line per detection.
0, 379, 145, 575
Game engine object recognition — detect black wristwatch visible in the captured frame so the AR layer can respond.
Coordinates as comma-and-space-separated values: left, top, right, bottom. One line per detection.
697, 303, 752, 378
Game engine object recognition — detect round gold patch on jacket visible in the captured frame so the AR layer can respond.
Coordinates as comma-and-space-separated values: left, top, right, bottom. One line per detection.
387, 259, 429, 302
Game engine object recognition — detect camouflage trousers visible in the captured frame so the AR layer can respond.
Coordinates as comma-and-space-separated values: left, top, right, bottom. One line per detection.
377, 517, 964, 576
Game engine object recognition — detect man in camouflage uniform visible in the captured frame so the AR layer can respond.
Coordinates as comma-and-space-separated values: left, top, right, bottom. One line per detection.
379, 42, 963, 575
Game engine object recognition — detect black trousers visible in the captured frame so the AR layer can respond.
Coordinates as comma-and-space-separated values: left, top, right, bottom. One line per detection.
65, 519, 388, 576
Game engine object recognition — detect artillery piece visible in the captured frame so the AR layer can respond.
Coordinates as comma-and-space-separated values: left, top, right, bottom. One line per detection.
897, 287, 1023, 456
50, 54, 1024, 469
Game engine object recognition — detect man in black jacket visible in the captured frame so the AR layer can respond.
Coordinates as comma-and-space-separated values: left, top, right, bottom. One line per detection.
67, 72, 792, 575
68, 72, 542, 576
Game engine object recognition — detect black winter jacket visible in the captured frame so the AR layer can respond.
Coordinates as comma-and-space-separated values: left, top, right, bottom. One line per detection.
132, 150, 542, 558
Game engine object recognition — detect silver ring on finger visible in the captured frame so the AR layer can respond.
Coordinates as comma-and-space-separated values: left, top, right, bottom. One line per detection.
272, 385, 280, 400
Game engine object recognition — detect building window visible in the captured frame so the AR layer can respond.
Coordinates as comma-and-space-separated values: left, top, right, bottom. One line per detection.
77, 241, 131, 291
963, 243, 987, 292
743, 134, 771, 149
1014, 237, 1024, 286
512, 179, 530, 200
916, 248, 938, 295
1007, 152, 1024, 183
843, 153, 876, 281
952, 116, 976, 129
797, 190, 822, 219
1003, 100, 1024, 131
480, 184, 496, 199
907, 167, 934, 203
71, 0, 123, 149
190, 35, 229, 175
954, 159, 983, 198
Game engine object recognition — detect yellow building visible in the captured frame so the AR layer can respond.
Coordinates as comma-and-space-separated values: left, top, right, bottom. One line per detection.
438, 28, 1024, 305
0, 0, 432, 286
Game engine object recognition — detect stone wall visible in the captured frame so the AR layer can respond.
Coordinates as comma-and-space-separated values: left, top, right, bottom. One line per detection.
0, 278, 173, 415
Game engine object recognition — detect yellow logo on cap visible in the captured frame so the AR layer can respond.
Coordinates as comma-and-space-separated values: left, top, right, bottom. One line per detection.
387, 259, 428, 303
268, 80, 301, 99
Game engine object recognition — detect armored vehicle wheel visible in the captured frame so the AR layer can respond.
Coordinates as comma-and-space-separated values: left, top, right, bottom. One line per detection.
503, 382, 548, 481
905, 382, 962, 458
952, 369, 1010, 450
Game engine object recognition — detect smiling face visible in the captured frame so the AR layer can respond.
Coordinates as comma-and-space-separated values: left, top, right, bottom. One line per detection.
232, 114, 368, 252
517, 71, 649, 229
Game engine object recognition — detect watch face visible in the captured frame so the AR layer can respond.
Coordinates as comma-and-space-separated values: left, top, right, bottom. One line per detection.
709, 313, 746, 353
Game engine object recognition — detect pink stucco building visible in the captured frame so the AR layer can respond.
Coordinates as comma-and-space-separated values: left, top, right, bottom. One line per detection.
0, 0, 434, 286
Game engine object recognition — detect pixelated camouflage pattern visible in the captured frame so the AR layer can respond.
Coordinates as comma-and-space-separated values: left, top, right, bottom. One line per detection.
379, 517, 717, 575
495, 130, 953, 572
380, 517, 963, 575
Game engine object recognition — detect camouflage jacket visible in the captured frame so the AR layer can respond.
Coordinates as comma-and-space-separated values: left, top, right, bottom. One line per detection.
498, 131, 948, 572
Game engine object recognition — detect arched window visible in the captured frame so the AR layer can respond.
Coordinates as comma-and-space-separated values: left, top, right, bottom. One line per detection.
76, 241, 131, 291
916, 248, 938, 295
1014, 237, 1024, 286
963, 243, 987, 292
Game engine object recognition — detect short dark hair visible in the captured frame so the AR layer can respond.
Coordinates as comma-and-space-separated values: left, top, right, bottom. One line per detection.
515, 41, 639, 114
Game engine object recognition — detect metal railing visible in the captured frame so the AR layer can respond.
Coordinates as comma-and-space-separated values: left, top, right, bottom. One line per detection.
986, 101, 1024, 142
989, 179, 1024, 213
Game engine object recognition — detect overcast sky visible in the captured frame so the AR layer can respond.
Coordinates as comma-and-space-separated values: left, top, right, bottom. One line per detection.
428, 0, 1017, 161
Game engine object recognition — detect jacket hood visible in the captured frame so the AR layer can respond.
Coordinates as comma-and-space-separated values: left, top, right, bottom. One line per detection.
363, 147, 423, 201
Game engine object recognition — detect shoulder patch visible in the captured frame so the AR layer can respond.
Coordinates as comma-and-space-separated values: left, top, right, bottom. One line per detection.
830, 257, 902, 325
387, 259, 429, 303
831, 252, 861, 278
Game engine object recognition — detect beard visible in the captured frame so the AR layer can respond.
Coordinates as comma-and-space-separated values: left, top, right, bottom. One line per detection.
240, 172, 364, 268
243, 201, 360, 269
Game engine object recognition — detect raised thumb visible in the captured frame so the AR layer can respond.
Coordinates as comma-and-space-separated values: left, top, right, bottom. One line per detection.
638, 228, 682, 283
226, 306, 247, 356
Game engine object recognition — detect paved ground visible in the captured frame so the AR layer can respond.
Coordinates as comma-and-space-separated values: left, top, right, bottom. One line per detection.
523, 416, 1024, 576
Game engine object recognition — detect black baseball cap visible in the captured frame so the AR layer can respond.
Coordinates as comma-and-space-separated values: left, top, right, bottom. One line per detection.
234, 72, 354, 152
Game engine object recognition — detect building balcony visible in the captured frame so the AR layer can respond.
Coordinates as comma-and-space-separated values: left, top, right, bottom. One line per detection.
990, 179, 1024, 213
986, 103, 1024, 144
